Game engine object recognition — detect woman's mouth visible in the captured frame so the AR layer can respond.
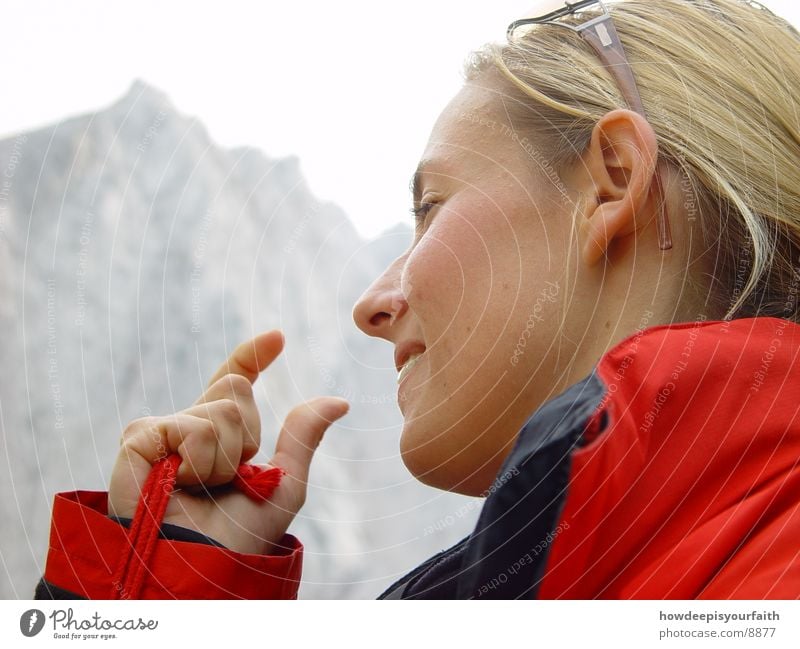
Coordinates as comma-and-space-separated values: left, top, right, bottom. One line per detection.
397, 352, 424, 384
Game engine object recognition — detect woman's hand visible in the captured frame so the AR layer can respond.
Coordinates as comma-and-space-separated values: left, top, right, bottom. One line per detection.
108, 330, 349, 555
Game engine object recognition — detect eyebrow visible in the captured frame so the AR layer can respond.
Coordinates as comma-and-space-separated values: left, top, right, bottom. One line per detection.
409, 158, 434, 205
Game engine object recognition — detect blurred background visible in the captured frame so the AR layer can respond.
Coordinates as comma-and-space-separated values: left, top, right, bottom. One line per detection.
1, 0, 798, 599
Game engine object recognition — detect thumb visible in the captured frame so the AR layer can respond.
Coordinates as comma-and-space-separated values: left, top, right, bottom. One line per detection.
271, 397, 349, 485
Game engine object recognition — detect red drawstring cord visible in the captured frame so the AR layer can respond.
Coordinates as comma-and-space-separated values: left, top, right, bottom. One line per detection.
110, 454, 285, 599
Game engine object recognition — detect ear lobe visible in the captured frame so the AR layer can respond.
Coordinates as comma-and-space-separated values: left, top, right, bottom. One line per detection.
578, 109, 659, 266
580, 200, 633, 266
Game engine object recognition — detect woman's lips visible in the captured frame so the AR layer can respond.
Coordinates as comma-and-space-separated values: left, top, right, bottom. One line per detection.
395, 340, 427, 375
397, 352, 424, 384
397, 351, 425, 411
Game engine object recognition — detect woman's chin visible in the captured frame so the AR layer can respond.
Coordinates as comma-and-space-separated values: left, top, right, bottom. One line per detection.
399, 425, 498, 497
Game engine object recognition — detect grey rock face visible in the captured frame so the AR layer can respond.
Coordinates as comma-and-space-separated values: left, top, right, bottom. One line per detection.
0, 81, 477, 599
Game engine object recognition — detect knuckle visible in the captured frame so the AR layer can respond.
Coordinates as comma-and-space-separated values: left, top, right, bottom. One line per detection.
197, 455, 215, 482
225, 373, 253, 396
242, 435, 259, 454
215, 398, 243, 425
121, 416, 155, 439
182, 436, 216, 480
197, 419, 217, 443
186, 457, 213, 483
119, 418, 162, 454
215, 461, 238, 483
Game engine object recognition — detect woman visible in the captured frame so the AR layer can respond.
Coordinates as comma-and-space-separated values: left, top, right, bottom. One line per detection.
36, 0, 800, 599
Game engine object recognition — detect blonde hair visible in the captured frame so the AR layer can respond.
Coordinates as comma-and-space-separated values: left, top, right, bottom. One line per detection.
463, 0, 800, 321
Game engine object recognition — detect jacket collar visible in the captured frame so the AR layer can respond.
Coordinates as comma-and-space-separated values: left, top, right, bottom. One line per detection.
537, 316, 800, 598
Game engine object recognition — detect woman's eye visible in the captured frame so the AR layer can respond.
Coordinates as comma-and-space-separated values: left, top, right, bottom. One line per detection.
408, 201, 438, 231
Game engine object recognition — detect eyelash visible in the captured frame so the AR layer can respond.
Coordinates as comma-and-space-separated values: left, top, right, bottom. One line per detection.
409, 201, 437, 229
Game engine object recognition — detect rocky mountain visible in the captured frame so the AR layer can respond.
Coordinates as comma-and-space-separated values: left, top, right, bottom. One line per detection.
0, 80, 478, 599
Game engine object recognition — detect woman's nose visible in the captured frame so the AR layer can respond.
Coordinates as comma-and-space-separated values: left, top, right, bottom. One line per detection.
352, 255, 408, 341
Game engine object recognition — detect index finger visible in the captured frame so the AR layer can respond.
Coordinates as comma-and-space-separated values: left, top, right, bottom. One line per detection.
206, 329, 285, 387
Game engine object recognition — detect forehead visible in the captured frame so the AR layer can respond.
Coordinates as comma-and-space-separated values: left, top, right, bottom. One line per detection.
420, 81, 517, 173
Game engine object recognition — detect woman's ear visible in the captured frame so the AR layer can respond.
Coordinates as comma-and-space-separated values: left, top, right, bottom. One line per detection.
578, 109, 659, 266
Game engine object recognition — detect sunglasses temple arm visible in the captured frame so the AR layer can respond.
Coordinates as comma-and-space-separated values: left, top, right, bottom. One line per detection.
578, 16, 646, 114
652, 162, 674, 250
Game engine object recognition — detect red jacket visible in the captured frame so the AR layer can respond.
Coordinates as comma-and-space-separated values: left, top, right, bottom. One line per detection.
36, 317, 800, 599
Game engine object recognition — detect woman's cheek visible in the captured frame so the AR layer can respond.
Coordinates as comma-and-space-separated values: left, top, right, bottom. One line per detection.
404, 222, 469, 313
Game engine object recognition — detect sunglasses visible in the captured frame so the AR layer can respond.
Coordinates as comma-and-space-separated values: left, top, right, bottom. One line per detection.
508, 0, 673, 250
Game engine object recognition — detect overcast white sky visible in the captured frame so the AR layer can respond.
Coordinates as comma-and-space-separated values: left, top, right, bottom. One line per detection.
3, 1, 799, 239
